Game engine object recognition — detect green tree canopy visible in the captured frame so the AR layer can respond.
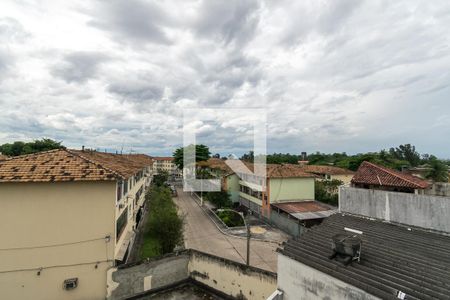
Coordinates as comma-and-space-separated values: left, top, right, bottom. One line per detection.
142, 186, 184, 256
426, 155, 449, 182
205, 191, 232, 208
173, 144, 210, 170
0, 138, 63, 156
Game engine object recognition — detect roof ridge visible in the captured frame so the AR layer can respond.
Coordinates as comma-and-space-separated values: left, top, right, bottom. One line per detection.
66, 149, 124, 179
363, 161, 428, 188
3, 148, 64, 161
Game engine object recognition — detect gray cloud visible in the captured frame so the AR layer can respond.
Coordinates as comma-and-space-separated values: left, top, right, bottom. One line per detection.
108, 80, 164, 102
1, 1, 450, 157
87, 0, 173, 45
194, 0, 261, 46
51, 51, 110, 83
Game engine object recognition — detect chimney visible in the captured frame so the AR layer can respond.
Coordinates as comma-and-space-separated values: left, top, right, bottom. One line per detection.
82, 145, 85, 152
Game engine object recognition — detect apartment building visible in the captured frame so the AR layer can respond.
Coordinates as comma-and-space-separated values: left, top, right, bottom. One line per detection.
0, 149, 153, 300
227, 163, 315, 218
152, 156, 180, 177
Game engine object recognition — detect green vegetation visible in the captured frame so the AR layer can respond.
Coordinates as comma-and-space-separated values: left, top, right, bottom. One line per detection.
140, 186, 183, 259
173, 144, 210, 170
426, 155, 449, 182
217, 210, 244, 227
205, 191, 232, 208
153, 170, 169, 187
241, 144, 449, 174
0, 138, 63, 156
315, 180, 342, 206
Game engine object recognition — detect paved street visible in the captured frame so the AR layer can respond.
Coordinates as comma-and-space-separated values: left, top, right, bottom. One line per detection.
174, 188, 284, 272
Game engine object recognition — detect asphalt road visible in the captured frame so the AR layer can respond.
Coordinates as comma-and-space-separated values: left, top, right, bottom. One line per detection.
174, 188, 282, 272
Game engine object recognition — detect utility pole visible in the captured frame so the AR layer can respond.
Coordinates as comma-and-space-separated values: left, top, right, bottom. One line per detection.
217, 209, 250, 266
246, 221, 250, 266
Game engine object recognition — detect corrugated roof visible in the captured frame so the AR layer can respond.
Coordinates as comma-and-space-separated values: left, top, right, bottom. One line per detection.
300, 165, 355, 176
278, 213, 450, 300
272, 201, 336, 220
0, 149, 118, 183
351, 161, 430, 189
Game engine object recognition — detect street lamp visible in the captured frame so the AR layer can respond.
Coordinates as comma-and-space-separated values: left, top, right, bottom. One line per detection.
217, 208, 251, 266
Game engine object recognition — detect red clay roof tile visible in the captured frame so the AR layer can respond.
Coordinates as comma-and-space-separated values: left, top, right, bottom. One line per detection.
351, 161, 430, 189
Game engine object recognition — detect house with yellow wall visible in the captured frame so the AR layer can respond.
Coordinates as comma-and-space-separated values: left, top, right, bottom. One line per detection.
299, 165, 354, 185
0, 149, 153, 300
221, 163, 316, 218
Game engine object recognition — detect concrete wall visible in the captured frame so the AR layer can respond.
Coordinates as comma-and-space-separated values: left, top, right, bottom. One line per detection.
269, 210, 304, 237
277, 255, 380, 300
107, 250, 277, 300
0, 181, 116, 300
108, 254, 190, 299
426, 182, 450, 197
270, 178, 315, 202
340, 186, 450, 233
226, 174, 240, 203
189, 250, 277, 300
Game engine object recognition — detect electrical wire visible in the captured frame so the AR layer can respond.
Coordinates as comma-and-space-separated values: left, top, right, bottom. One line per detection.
0, 259, 114, 274
0, 235, 110, 251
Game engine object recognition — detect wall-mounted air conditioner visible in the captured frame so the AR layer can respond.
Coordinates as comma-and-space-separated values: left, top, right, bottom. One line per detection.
63, 278, 78, 290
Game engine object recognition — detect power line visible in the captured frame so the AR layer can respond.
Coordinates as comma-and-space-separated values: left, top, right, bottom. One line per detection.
0, 259, 114, 274
0, 235, 111, 251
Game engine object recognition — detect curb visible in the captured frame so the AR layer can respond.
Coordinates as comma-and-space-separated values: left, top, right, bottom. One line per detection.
189, 192, 281, 244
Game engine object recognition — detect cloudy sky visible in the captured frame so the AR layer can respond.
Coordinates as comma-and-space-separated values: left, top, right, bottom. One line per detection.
1, 0, 450, 157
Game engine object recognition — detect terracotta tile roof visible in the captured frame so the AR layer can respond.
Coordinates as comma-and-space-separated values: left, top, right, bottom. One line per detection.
0, 154, 9, 161
300, 165, 355, 176
71, 150, 152, 178
123, 154, 153, 167
222, 161, 314, 178
0, 149, 118, 183
351, 161, 430, 189
153, 156, 174, 161
267, 164, 315, 178
197, 158, 234, 173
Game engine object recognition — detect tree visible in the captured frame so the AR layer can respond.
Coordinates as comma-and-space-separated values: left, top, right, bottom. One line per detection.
315, 180, 342, 206
266, 153, 300, 164
389, 144, 421, 167
240, 151, 254, 162
143, 186, 184, 256
426, 156, 448, 182
0, 138, 63, 156
205, 191, 232, 208
153, 170, 169, 187
173, 144, 210, 170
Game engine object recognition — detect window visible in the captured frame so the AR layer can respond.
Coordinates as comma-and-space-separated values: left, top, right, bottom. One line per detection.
123, 180, 128, 195
117, 181, 123, 202
116, 207, 128, 240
